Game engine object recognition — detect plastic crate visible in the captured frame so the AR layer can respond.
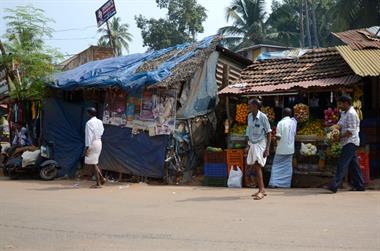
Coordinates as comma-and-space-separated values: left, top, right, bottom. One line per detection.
357, 151, 370, 184
226, 149, 245, 175
203, 176, 228, 187
227, 134, 247, 149
204, 163, 228, 177
204, 151, 226, 164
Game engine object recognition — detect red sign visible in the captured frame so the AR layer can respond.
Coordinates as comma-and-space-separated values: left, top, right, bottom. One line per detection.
95, 0, 117, 27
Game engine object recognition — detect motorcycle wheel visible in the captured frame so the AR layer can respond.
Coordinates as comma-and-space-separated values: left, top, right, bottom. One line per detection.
40, 165, 58, 181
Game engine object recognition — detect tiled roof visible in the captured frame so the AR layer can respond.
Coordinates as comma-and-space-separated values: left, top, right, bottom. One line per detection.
336, 45, 380, 77
219, 47, 360, 95
332, 27, 380, 50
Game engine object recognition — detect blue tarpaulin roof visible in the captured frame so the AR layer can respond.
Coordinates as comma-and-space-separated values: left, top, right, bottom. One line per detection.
51, 36, 216, 91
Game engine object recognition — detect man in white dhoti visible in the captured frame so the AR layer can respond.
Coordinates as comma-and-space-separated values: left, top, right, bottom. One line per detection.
269, 108, 297, 188
245, 99, 272, 200
85, 107, 105, 188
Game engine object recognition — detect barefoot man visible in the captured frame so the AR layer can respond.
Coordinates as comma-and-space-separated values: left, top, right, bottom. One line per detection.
85, 107, 106, 188
245, 99, 272, 200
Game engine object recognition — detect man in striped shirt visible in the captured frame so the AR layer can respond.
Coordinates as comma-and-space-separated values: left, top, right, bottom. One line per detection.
328, 95, 364, 193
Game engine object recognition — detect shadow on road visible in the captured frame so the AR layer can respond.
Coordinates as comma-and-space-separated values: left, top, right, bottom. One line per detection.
176, 196, 250, 202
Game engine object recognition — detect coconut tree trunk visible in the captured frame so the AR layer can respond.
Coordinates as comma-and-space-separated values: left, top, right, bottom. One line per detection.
311, 0, 320, 47
300, 0, 305, 48
304, 0, 312, 48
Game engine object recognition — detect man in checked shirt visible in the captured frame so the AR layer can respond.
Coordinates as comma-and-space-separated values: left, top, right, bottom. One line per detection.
327, 95, 365, 193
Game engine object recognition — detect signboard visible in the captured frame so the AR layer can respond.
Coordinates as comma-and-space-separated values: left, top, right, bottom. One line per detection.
95, 0, 117, 27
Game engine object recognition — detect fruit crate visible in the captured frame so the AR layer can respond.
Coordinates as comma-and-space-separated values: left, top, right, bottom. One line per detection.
357, 151, 370, 184
204, 163, 228, 177
226, 149, 245, 175
203, 176, 228, 187
204, 151, 226, 164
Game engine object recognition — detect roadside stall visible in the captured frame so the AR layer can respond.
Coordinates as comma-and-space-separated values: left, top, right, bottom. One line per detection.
217, 47, 371, 187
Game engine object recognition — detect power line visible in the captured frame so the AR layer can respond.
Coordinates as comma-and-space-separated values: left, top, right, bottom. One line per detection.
53, 25, 97, 33
46, 35, 98, 41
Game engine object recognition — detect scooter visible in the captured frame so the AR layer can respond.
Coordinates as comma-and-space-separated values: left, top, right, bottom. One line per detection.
3, 142, 60, 180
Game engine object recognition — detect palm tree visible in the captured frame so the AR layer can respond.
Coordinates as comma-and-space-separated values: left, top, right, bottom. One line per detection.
98, 17, 133, 56
331, 0, 380, 31
218, 0, 268, 50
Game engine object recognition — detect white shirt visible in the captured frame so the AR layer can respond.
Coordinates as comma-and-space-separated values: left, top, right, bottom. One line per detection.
85, 117, 104, 147
275, 116, 297, 155
338, 106, 360, 146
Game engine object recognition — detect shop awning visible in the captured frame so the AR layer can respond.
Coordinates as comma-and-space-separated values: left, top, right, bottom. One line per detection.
219, 75, 361, 95
336, 46, 380, 77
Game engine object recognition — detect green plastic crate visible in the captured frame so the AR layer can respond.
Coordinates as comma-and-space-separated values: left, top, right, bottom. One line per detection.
203, 177, 228, 187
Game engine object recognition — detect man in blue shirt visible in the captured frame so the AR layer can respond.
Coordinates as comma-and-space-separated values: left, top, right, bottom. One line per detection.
245, 98, 272, 200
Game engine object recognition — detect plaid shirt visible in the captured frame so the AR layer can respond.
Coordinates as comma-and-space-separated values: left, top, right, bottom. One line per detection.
338, 106, 360, 146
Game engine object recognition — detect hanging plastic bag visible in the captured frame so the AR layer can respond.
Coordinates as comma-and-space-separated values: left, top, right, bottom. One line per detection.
228, 166, 243, 188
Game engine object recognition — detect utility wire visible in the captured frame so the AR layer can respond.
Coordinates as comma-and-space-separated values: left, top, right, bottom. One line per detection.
53, 25, 97, 33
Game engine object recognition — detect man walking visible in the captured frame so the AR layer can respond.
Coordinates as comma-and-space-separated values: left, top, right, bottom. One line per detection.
269, 108, 297, 188
328, 95, 364, 193
245, 99, 272, 200
85, 107, 106, 188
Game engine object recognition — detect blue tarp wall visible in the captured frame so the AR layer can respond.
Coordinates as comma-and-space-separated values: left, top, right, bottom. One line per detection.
43, 98, 168, 178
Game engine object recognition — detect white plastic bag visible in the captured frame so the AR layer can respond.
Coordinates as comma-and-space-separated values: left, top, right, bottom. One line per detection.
227, 166, 243, 188
21, 150, 41, 167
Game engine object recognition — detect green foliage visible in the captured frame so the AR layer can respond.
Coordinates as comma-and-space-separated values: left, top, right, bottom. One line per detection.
2, 5, 61, 101
97, 17, 133, 56
135, 0, 207, 51
218, 0, 276, 50
220, 0, 379, 50
331, 0, 380, 31
135, 16, 189, 50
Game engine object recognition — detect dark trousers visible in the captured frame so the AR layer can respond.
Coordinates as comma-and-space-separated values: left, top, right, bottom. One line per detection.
332, 143, 364, 189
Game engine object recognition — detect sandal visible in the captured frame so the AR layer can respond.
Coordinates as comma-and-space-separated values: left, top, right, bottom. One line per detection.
254, 192, 265, 200
251, 191, 267, 197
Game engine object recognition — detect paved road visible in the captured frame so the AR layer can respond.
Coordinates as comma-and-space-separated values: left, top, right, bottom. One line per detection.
0, 179, 379, 251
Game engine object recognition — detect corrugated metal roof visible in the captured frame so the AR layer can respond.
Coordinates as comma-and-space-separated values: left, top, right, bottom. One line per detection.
332, 28, 380, 50
336, 45, 380, 77
219, 75, 361, 94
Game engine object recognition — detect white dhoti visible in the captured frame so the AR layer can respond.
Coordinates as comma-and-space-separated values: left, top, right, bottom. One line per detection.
247, 139, 267, 167
85, 139, 102, 165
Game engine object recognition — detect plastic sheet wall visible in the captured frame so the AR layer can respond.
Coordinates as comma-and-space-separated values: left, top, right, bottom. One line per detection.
43, 98, 168, 178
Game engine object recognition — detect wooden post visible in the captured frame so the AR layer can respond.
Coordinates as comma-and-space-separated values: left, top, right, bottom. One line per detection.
226, 96, 231, 124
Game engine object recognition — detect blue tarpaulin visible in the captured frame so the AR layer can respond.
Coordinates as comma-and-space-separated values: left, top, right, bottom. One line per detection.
43, 98, 168, 178
51, 36, 215, 92
256, 49, 309, 61
100, 126, 167, 178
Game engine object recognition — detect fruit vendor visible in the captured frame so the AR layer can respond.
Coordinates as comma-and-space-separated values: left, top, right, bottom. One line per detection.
327, 95, 364, 193
245, 98, 272, 200
269, 108, 297, 188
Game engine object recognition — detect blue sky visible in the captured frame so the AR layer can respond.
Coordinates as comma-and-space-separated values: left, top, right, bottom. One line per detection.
0, 0, 273, 57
